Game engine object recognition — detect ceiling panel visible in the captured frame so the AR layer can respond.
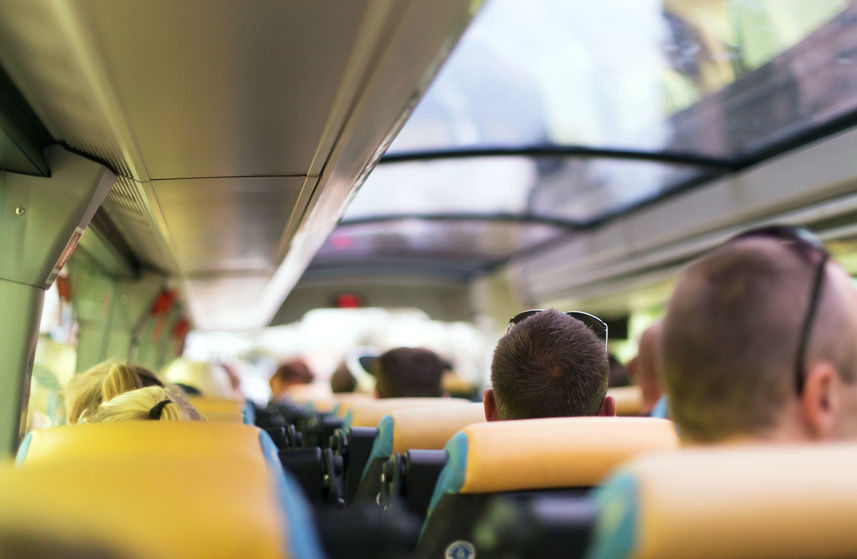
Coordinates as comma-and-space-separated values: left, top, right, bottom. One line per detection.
152, 176, 309, 274
83, 0, 375, 179
184, 274, 272, 331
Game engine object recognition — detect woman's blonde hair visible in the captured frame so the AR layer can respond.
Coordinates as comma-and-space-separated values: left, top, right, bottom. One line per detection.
64, 362, 164, 424
83, 386, 203, 423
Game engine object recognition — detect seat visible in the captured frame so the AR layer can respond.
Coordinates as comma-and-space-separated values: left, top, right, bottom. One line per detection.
416, 417, 679, 559
355, 402, 485, 510
586, 443, 857, 559
187, 396, 247, 423
607, 386, 643, 416
14, 422, 325, 559
337, 397, 470, 428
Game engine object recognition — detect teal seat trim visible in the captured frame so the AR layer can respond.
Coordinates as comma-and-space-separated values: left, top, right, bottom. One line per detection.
649, 395, 668, 419
242, 400, 256, 425
14, 431, 32, 466
584, 471, 639, 559
425, 430, 469, 520
361, 414, 394, 482
342, 409, 354, 430
259, 430, 326, 559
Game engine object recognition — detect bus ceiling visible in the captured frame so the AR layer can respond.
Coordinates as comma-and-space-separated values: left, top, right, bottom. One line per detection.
0, 0, 480, 331
4, 1, 857, 333
289, 0, 857, 319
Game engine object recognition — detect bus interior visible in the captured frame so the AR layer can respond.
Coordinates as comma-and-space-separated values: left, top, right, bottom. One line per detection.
3, 0, 857, 557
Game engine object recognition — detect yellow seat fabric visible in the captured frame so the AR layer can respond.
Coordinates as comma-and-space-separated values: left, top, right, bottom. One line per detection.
339, 397, 469, 427
588, 443, 857, 559
14, 422, 324, 559
607, 386, 644, 416
390, 402, 486, 453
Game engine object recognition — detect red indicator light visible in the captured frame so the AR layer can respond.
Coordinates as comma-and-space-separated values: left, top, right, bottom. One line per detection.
335, 293, 364, 308
331, 235, 351, 249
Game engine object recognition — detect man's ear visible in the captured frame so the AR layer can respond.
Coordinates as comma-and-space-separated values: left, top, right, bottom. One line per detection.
483, 388, 500, 421
801, 362, 840, 439
598, 395, 616, 417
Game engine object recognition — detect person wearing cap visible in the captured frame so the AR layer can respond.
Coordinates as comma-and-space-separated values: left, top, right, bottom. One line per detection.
484, 308, 615, 421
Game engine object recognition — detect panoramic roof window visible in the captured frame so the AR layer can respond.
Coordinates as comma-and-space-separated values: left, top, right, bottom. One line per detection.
313, 0, 857, 278
388, 0, 852, 159
311, 220, 566, 277
343, 157, 701, 224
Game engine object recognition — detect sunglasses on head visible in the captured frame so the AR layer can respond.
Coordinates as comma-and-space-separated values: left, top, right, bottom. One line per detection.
727, 224, 829, 395
507, 309, 609, 346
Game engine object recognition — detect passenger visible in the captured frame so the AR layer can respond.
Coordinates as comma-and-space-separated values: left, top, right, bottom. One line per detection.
627, 319, 664, 414
269, 359, 315, 399
374, 347, 444, 398
221, 362, 245, 398
661, 225, 857, 443
330, 362, 357, 393
64, 362, 164, 424
82, 386, 202, 423
162, 358, 239, 399
483, 309, 614, 420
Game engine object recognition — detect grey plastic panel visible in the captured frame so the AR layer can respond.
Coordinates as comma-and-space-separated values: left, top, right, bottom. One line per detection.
151, 176, 308, 274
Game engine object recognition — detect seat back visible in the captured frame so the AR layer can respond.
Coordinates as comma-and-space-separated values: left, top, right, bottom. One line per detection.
187, 396, 246, 423
417, 417, 678, 559
355, 402, 485, 504
607, 386, 643, 416
14, 422, 325, 559
586, 443, 857, 559
338, 397, 469, 428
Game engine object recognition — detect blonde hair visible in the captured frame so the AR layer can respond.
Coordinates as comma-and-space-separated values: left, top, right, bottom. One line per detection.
83, 386, 203, 423
64, 362, 164, 424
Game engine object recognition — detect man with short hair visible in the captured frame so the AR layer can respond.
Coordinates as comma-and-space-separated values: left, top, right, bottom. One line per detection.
374, 347, 445, 398
484, 309, 615, 420
661, 226, 857, 443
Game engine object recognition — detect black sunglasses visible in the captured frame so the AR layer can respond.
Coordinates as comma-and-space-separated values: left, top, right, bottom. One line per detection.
507, 309, 608, 346
728, 225, 829, 395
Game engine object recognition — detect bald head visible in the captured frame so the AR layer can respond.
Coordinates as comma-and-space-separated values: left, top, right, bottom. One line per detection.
630, 319, 663, 414
662, 237, 857, 443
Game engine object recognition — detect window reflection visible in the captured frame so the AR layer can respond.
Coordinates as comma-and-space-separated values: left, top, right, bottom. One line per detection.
388, 0, 852, 158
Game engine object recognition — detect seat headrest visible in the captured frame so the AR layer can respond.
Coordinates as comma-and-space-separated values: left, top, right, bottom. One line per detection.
587, 443, 857, 559
8, 424, 326, 558
17, 421, 266, 465
606, 386, 643, 416
187, 397, 246, 423
340, 397, 470, 428
361, 403, 485, 482
187, 396, 244, 414
0, 461, 156, 558
390, 402, 486, 453
428, 417, 678, 515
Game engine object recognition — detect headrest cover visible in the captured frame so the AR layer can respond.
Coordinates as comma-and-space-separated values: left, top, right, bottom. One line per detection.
6, 424, 300, 559
187, 397, 244, 414
341, 397, 470, 428
18, 422, 266, 466
187, 397, 245, 423
459, 417, 678, 494
390, 403, 486, 453
588, 443, 857, 559
607, 386, 643, 416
